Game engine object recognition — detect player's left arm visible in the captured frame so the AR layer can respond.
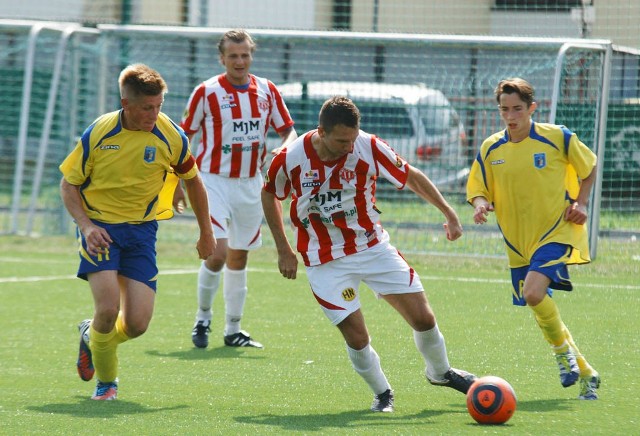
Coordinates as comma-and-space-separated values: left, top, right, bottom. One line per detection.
271, 126, 298, 155
405, 165, 462, 241
564, 167, 596, 225
564, 135, 597, 225
183, 174, 216, 260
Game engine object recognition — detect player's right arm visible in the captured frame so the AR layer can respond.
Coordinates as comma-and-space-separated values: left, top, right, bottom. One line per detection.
59, 177, 112, 256
261, 189, 298, 280
262, 152, 298, 279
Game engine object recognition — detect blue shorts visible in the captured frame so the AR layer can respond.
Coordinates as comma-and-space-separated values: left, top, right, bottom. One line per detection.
77, 220, 159, 291
510, 243, 573, 306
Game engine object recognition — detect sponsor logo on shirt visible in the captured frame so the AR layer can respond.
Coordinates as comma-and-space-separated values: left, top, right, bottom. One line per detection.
222, 143, 261, 154
144, 146, 156, 163
491, 159, 505, 165
302, 169, 321, 187
533, 153, 546, 169
312, 191, 341, 206
100, 145, 120, 150
233, 120, 261, 134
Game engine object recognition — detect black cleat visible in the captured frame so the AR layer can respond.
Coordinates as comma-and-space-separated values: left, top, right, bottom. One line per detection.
192, 320, 211, 348
223, 330, 263, 348
371, 389, 394, 412
428, 368, 477, 394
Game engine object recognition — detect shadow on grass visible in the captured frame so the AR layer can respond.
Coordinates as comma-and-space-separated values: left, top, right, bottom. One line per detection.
516, 397, 575, 413
145, 346, 267, 361
235, 408, 458, 431
27, 399, 188, 417
235, 398, 575, 431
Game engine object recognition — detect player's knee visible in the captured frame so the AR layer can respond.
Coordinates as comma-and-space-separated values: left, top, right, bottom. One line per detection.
523, 288, 544, 306
412, 313, 437, 331
124, 319, 150, 338
94, 306, 119, 329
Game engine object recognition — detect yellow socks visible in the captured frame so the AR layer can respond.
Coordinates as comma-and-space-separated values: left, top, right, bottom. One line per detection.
89, 313, 131, 383
563, 323, 595, 377
530, 295, 566, 349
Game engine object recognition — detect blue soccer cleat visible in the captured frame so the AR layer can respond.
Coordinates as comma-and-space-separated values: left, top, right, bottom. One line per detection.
555, 349, 580, 387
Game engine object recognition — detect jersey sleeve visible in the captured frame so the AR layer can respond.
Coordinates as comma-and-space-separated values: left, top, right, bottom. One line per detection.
567, 134, 597, 179
59, 123, 96, 185
268, 81, 295, 133
263, 150, 291, 200
466, 143, 493, 204
180, 83, 206, 135
371, 135, 409, 188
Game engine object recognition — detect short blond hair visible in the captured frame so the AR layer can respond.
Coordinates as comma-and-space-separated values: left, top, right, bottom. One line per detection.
118, 63, 167, 100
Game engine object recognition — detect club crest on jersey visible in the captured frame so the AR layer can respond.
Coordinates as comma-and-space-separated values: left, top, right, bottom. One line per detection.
339, 168, 356, 182
533, 153, 546, 169
258, 99, 269, 112
395, 155, 403, 168
144, 146, 156, 163
341, 287, 356, 301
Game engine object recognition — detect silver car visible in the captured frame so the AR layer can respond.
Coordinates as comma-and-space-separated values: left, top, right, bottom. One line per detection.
268, 81, 469, 190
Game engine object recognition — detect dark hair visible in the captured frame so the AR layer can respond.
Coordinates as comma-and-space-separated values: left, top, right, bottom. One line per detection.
118, 63, 167, 99
318, 96, 361, 133
495, 77, 535, 106
218, 29, 257, 54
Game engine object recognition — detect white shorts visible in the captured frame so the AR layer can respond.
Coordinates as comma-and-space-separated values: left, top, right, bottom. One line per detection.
305, 239, 424, 325
201, 173, 263, 250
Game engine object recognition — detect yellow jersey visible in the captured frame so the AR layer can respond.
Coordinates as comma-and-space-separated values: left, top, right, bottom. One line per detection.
466, 122, 597, 267
60, 110, 198, 223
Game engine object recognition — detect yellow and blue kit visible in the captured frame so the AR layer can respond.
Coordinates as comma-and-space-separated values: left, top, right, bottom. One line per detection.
60, 109, 198, 223
467, 122, 597, 304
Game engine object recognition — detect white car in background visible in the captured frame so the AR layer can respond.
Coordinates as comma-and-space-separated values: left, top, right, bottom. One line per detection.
268, 81, 469, 190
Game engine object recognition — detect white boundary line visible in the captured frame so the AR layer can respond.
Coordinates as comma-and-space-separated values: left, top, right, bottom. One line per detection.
1, 266, 639, 290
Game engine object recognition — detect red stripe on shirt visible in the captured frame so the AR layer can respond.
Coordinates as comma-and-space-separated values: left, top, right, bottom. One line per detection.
208, 92, 223, 174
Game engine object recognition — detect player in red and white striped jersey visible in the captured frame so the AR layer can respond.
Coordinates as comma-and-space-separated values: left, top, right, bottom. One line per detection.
178, 29, 297, 349
262, 96, 476, 412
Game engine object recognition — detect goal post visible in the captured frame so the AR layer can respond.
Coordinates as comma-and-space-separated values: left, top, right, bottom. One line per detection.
1, 21, 622, 261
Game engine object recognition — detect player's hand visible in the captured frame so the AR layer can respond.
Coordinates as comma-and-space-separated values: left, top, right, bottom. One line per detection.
196, 233, 216, 260
278, 249, 298, 279
443, 217, 463, 241
173, 183, 187, 214
271, 144, 286, 155
81, 224, 113, 256
564, 202, 588, 225
473, 203, 494, 224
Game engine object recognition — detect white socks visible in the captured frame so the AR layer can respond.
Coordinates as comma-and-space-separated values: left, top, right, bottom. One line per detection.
222, 267, 248, 336
414, 324, 451, 382
347, 343, 391, 395
196, 261, 220, 321
196, 264, 249, 336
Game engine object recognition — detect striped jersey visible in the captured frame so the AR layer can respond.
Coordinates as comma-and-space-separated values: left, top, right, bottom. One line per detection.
60, 110, 198, 224
466, 122, 597, 267
180, 73, 294, 178
264, 130, 410, 266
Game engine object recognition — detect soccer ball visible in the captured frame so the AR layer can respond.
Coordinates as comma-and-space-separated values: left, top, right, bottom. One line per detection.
466, 376, 517, 425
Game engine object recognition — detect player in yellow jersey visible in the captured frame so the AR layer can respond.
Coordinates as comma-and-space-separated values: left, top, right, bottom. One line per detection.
466, 77, 600, 400
60, 64, 216, 400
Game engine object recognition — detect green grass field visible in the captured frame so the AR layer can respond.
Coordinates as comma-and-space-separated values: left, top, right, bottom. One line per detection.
1, 227, 638, 435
